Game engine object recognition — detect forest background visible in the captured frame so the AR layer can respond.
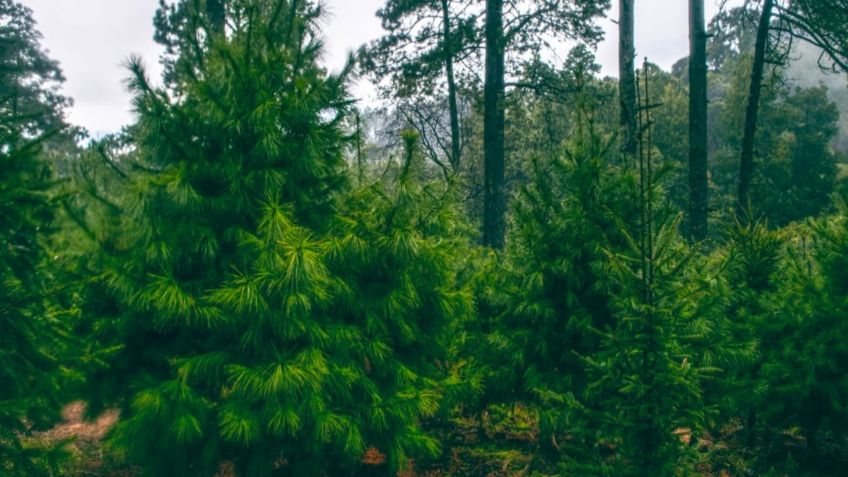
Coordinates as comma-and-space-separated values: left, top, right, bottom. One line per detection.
3, 0, 848, 476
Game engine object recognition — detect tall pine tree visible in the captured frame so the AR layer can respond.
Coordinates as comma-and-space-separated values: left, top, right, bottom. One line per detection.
67, 1, 467, 475
1, 1, 74, 474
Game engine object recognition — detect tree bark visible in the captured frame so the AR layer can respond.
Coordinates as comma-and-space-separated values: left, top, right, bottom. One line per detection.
688, 0, 708, 239
441, 0, 462, 171
737, 0, 775, 217
619, 0, 638, 160
483, 0, 506, 249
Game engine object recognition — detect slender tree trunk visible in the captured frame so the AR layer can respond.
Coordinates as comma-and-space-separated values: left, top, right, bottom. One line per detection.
355, 110, 364, 185
441, 0, 462, 171
688, 0, 708, 239
737, 0, 775, 217
619, 0, 638, 160
207, 0, 226, 34
483, 0, 506, 249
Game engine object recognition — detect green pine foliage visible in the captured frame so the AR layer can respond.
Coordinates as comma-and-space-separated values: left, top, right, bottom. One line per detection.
62, 1, 468, 475
711, 220, 781, 425
754, 195, 848, 473
7, 0, 848, 475
482, 129, 639, 424
0, 95, 68, 477
574, 205, 706, 477
479, 114, 743, 475
1, 1, 74, 473
558, 135, 711, 476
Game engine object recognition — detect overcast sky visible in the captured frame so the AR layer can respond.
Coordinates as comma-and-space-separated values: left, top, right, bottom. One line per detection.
22, 0, 739, 137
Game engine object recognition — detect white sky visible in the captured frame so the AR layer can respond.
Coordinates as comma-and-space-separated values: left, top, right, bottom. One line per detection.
22, 0, 739, 137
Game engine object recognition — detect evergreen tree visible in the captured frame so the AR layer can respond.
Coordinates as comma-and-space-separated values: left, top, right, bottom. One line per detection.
483, 73, 724, 474
362, 0, 477, 171
0, 1, 74, 474
0, 0, 69, 135
0, 86, 68, 477
618, 0, 637, 160
715, 219, 781, 419
748, 85, 840, 226
755, 194, 848, 473
482, 0, 610, 249
566, 98, 711, 476
66, 1, 467, 475
689, 0, 709, 239
483, 127, 640, 437
573, 205, 707, 477
784, 86, 840, 221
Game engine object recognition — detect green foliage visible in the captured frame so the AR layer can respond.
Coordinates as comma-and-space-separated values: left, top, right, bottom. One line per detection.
0, 103, 67, 477
0, 1, 74, 474
63, 2, 468, 475
508, 46, 617, 160
476, 122, 729, 475
707, 4, 760, 72
711, 220, 781, 417
743, 86, 841, 225
709, 58, 841, 226
0, 0, 69, 136
782, 87, 840, 219
561, 134, 714, 476
706, 205, 848, 475
754, 199, 848, 473
362, 0, 477, 98
7, 1, 848, 475
484, 130, 638, 410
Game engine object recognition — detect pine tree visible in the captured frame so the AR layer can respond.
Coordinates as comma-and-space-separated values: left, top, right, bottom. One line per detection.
482, 126, 641, 442
362, 0, 475, 171
565, 67, 715, 476
688, 0, 709, 239
755, 193, 848, 473
66, 1, 467, 475
0, 92, 68, 477
482, 66, 726, 475
0, 0, 69, 135
784, 86, 840, 222
702, 219, 779, 450
0, 1, 74, 473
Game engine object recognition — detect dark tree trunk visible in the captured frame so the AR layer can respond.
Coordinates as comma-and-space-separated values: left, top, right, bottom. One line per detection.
441, 0, 462, 171
483, 0, 506, 249
688, 0, 708, 239
737, 0, 775, 217
206, 0, 226, 34
619, 0, 638, 160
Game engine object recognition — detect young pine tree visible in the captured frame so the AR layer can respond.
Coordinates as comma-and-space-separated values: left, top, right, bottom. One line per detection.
560, 113, 711, 476
710, 220, 781, 438
482, 127, 641, 450
756, 195, 848, 473
67, 1, 467, 475
484, 84, 722, 475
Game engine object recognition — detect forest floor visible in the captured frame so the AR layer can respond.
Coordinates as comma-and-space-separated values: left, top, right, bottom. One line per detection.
36, 402, 811, 477
36, 402, 131, 476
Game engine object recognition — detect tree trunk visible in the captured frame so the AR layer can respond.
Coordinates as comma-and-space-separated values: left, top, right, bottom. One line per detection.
737, 0, 775, 217
355, 111, 364, 184
688, 0, 708, 239
206, 0, 226, 34
619, 0, 638, 160
441, 0, 462, 171
483, 0, 506, 249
